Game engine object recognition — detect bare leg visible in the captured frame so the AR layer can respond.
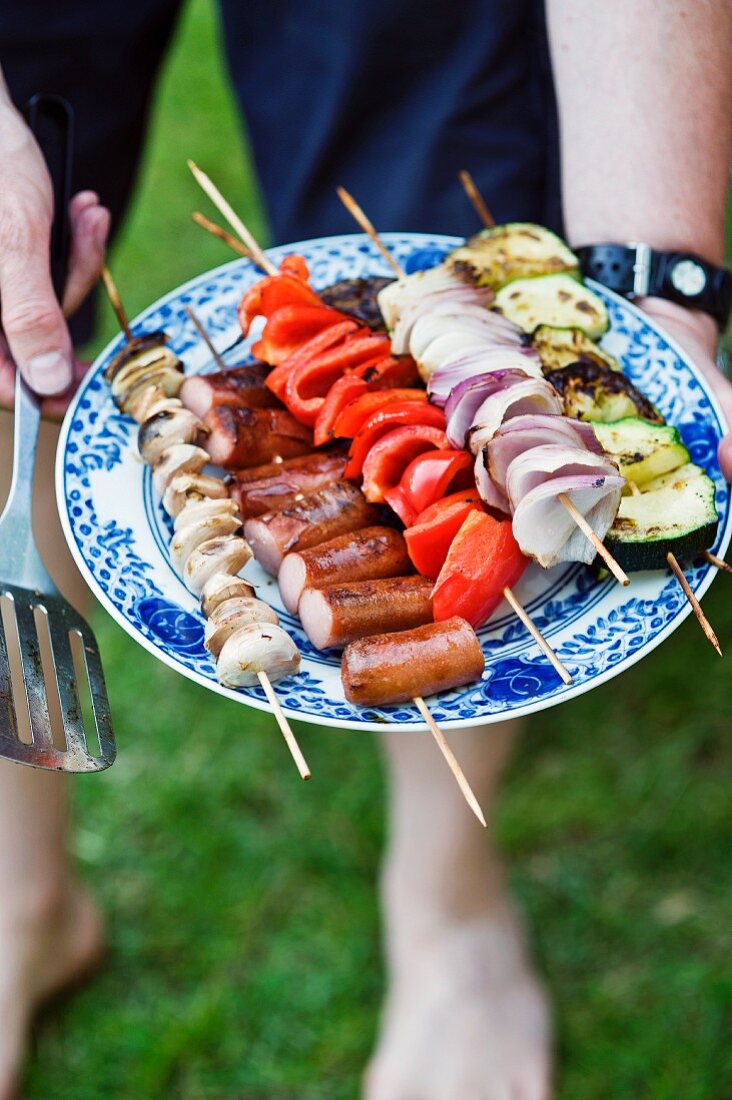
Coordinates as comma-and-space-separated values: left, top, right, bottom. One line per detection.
0, 412, 103, 1100
366, 721, 551, 1100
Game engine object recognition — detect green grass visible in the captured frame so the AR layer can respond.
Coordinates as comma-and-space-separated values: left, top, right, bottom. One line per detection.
24, 1, 732, 1095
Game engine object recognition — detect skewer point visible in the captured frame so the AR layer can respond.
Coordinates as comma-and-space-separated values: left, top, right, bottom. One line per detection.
258, 670, 312, 779
502, 586, 573, 684
413, 696, 486, 826
666, 552, 722, 657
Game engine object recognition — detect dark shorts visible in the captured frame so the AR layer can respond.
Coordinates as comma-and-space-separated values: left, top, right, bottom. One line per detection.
0, 0, 560, 331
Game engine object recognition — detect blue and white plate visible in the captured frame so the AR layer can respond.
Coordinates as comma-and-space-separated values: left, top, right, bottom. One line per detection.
56, 233, 731, 731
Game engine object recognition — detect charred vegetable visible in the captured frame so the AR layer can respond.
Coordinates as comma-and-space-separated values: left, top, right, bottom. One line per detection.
591, 418, 689, 486
546, 359, 663, 424
320, 276, 394, 331
104, 331, 184, 414
605, 464, 718, 570
448, 223, 579, 290
532, 325, 620, 372
494, 274, 609, 339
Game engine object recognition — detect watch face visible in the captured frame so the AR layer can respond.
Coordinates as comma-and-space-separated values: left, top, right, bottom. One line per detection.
670, 259, 707, 296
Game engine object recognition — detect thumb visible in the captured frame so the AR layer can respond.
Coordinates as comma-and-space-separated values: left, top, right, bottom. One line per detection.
0, 216, 73, 396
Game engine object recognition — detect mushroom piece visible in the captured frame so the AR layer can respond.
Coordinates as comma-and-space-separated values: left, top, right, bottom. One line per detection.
170, 513, 242, 576
138, 408, 203, 466
216, 622, 300, 687
204, 597, 279, 658
162, 472, 229, 518
174, 496, 238, 532
119, 365, 185, 415
200, 572, 256, 618
152, 444, 210, 496
128, 383, 166, 424
183, 534, 252, 596
144, 395, 185, 420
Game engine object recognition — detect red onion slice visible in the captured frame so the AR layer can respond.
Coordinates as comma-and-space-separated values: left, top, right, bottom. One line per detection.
427, 347, 543, 406
473, 449, 510, 514
467, 379, 563, 453
445, 369, 531, 449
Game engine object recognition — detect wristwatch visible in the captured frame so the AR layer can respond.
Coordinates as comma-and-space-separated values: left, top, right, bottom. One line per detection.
575, 243, 732, 331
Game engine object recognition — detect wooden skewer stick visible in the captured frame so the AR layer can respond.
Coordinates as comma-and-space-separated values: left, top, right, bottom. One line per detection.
185, 305, 227, 370
458, 169, 495, 229
336, 186, 406, 279
258, 671, 312, 780
502, 587, 572, 684
101, 265, 132, 342
187, 160, 278, 276
192, 211, 252, 260
558, 492, 630, 586
413, 696, 486, 826
666, 552, 722, 657
629, 479, 720, 651
704, 550, 732, 575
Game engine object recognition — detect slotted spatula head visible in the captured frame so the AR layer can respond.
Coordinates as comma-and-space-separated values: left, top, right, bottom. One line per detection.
0, 94, 116, 773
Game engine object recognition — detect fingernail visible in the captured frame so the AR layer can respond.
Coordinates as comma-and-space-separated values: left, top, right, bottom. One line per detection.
25, 351, 73, 396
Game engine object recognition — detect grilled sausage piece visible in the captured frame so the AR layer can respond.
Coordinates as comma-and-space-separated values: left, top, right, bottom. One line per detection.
229, 447, 347, 519
204, 405, 313, 467
278, 526, 411, 614
299, 575, 433, 650
244, 482, 380, 576
180, 362, 275, 418
341, 617, 484, 706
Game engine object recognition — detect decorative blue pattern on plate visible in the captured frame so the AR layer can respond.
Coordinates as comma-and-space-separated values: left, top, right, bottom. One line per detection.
56, 233, 732, 731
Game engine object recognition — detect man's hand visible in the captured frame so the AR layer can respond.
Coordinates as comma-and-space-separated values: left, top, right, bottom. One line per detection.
639, 299, 732, 481
0, 82, 110, 407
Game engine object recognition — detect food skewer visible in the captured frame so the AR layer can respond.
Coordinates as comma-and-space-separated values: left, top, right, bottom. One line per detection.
458, 169, 495, 229
704, 550, 732, 575
187, 160, 278, 276
625, 480, 721, 654
413, 697, 486, 826
183, 304, 313, 777
557, 492, 629, 586
100, 270, 312, 779
336, 187, 405, 279
192, 211, 252, 260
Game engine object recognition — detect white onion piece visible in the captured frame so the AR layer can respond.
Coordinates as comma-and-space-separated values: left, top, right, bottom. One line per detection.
417, 334, 491, 383
468, 379, 563, 454
408, 311, 517, 361
378, 265, 469, 335
487, 414, 605, 491
512, 473, 625, 567
505, 445, 620, 509
427, 347, 544, 405
474, 450, 510, 514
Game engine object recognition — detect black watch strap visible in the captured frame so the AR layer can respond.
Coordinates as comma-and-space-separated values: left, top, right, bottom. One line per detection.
575, 243, 732, 331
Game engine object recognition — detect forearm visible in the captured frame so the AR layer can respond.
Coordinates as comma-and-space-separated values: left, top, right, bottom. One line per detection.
547, 0, 732, 266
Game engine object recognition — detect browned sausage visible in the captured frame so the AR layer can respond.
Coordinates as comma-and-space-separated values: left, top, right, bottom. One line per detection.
244, 482, 380, 575
341, 617, 485, 706
229, 447, 347, 519
299, 575, 432, 650
180, 362, 275, 417
278, 526, 411, 613
204, 405, 313, 467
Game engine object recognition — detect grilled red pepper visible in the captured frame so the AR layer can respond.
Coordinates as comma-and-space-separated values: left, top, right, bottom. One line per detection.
313, 356, 420, 447
432, 510, 527, 628
343, 402, 446, 479
238, 256, 322, 335
384, 449, 474, 526
252, 304, 348, 366
403, 490, 483, 579
333, 389, 429, 440
361, 425, 449, 503
265, 319, 359, 400
282, 331, 391, 426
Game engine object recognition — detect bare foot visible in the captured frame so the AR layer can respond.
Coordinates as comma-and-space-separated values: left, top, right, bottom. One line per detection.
365, 891, 551, 1100
0, 885, 104, 1100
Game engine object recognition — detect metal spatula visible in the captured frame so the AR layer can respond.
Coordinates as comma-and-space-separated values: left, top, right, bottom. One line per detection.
0, 95, 115, 772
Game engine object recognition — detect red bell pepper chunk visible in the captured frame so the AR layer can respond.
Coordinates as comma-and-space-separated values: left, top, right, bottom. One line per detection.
432, 510, 528, 628
238, 256, 322, 335
282, 332, 390, 426
403, 490, 483, 580
252, 305, 348, 366
386, 449, 474, 525
333, 388, 429, 441
313, 356, 421, 447
361, 425, 449, 503
265, 319, 359, 399
343, 402, 446, 479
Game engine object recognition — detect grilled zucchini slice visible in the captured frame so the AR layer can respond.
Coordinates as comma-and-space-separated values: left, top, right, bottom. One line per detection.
532, 325, 620, 372
546, 360, 663, 424
494, 274, 609, 338
605, 465, 718, 570
592, 418, 690, 486
448, 223, 579, 290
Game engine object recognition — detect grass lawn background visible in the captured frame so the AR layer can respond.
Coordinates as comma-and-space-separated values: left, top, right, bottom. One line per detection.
25, 0, 732, 1095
